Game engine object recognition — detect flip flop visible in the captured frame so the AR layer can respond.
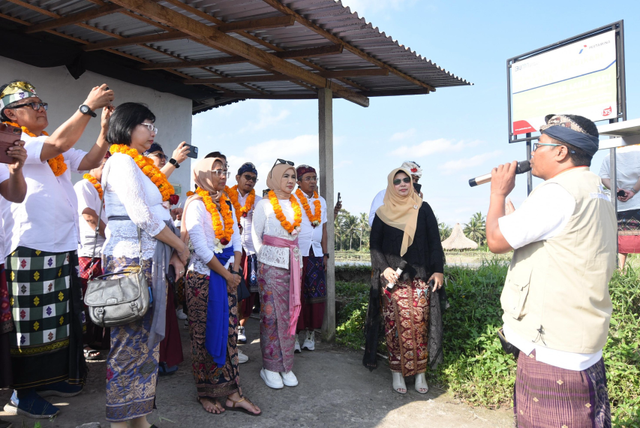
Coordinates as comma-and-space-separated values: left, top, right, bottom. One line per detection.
225, 396, 261, 416
83, 347, 101, 360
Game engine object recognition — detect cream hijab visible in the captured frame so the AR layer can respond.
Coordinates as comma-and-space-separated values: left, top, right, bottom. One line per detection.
375, 167, 423, 256
266, 162, 296, 199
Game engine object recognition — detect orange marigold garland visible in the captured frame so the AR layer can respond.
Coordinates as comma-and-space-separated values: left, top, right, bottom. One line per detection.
295, 188, 322, 227
186, 191, 194, 197
268, 190, 302, 235
226, 185, 256, 225
109, 144, 174, 202
83, 173, 103, 199
196, 187, 234, 251
3, 121, 66, 177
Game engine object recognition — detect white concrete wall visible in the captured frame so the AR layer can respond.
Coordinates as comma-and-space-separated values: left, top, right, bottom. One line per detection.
0, 56, 192, 198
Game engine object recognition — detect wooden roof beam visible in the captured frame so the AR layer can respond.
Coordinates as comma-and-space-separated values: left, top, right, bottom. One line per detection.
261, 0, 434, 93
184, 68, 388, 84
108, 0, 369, 107
23, 4, 122, 33
139, 44, 343, 70
216, 15, 294, 32
82, 31, 185, 51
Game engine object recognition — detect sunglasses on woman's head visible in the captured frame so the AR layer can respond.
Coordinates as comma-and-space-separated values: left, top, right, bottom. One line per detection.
393, 177, 411, 185
273, 158, 294, 168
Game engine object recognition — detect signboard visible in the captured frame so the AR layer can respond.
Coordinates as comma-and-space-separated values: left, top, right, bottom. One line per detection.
511, 30, 617, 136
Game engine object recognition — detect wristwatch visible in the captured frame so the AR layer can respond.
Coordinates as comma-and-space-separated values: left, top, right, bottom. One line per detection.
168, 158, 180, 168
324, 253, 330, 258
78, 104, 96, 117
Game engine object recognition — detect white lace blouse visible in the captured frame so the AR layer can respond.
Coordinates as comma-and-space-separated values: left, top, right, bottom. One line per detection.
251, 198, 302, 269
185, 199, 241, 275
102, 153, 171, 260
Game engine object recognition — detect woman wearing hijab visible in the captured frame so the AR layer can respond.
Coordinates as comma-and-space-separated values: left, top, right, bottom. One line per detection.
251, 159, 303, 390
364, 167, 444, 394
182, 156, 261, 416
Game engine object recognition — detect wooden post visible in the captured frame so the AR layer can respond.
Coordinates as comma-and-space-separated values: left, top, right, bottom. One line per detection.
318, 88, 335, 342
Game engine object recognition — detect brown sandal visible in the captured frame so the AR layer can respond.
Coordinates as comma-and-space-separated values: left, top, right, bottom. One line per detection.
225, 396, 261, 416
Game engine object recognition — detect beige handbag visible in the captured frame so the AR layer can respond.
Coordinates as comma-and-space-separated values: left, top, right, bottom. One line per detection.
84, 166, 150, 327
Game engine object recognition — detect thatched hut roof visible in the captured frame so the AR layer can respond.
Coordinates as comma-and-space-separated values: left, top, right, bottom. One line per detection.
441, 223, 478, 250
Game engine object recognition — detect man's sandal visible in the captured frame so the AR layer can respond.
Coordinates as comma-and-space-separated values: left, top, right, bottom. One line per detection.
225, 396, 261, 416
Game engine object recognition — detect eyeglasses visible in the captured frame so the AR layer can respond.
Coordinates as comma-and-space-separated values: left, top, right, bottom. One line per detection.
532, 142, 561, 151
242, 174, 258, 183
393, 177, 411, 185
148, 152, 166, 160
140, 123, 158, 134
212, 169, 230, 178
11, 102, 48, 111
301, 176, 317, 182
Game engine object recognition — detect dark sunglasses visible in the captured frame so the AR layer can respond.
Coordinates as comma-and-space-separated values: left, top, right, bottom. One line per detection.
11, 102, 48, 111
242, 174, 258, 183
393, 177, 411, 185
273, 158, 294, 168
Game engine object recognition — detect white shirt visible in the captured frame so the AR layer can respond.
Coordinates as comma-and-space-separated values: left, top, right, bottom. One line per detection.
0, 165, 10, 261
599, 145, 640, 211
294, 191, 327, 257
102, 153, 170, 260
368, 189, 385, 227
251, 198, 302, 269
74, 178, 108, 258
499, 180, 604, 370
2, 133, 87, 255
185, 199, 241, 275
238, 191, 262, 255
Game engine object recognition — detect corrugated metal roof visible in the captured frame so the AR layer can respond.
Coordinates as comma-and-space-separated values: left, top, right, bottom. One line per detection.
0, 0, 472, 113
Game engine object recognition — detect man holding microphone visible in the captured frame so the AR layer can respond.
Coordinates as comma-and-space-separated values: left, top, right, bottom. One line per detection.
486, 114, 616, 428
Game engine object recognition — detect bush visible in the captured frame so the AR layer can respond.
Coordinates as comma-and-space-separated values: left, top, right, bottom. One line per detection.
335, 261, 640, 426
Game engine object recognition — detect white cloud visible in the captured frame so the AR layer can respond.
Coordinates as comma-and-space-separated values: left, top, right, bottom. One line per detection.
437, 150, 503, 175
390, 138, 480, 157
389, 128, 416, 142
240, 100, 290, 133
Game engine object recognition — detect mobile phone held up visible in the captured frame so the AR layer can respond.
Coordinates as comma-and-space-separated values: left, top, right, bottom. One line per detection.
186, 144, 198, 158
0, 123, 22, 164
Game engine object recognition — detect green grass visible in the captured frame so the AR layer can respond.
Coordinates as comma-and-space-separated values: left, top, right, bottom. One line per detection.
335, 262, 640, 426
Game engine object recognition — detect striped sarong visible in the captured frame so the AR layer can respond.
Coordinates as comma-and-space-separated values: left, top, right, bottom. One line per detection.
514, 350, 611, 428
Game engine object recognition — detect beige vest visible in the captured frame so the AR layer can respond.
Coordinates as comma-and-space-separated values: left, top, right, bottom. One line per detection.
501, 167, 616, 353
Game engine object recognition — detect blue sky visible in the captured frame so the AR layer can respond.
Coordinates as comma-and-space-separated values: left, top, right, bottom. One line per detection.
192, 0, 640, 227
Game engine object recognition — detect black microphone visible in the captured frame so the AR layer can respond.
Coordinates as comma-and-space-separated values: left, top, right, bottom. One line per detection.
468, 160, 531, 187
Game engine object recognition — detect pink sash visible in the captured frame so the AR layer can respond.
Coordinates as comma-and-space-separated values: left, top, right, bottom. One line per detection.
263, 235, 301, 335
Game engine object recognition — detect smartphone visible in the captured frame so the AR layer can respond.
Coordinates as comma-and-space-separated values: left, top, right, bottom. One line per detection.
0, 123, 22, 164
186, 144, 198, 159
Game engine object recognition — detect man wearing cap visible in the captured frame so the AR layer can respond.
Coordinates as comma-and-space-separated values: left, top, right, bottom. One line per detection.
293, 165, 328, 352
368, 161, 423, 227
227, 162, 261, 360
145, 141, 190, 179
486, 114, 615, 427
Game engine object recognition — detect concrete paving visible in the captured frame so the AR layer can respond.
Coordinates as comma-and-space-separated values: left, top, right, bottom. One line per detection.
0, 317, 514, 428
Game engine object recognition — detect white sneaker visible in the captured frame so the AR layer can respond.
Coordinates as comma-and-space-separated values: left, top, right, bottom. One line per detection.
238, 326, 247, 343
176, 308, 187, 320
280, 370, 298, 387
302, 330, 315, 351
237, 349, 249, 364
260, 368, 284, 389
294, 334, 301, 353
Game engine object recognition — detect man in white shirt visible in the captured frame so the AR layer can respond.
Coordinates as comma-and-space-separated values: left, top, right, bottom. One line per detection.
293, 165, 328, 352
368, 160, 423, 226
0, 79, 114, 418
486, 114, 616, 428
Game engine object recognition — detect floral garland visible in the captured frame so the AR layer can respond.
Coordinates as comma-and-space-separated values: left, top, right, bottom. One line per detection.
3, 121, 66, 176
295, 188, 322, 227
226, 185, 256, 225
268, 190, 302, 235
196, 187, 234, 252
83, 173, 103, 199
109, 144, 174, 202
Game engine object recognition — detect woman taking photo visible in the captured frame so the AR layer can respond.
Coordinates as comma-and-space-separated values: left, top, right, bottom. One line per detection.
181, 156, 261, 416
252, 160, 302, 390
102, 102, 187, 427
364, 167, 444, 395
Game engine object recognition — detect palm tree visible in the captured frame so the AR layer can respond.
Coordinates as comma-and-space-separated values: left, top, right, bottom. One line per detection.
439, 221, 452, 241
464, 211, 486, 246
357, 212, 371, 251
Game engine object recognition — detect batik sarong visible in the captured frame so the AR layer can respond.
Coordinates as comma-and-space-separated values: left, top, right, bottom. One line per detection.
297, 253, 326, 331
1, 265, 13, 387
104, 256, 159, 422
617, 209, 640, 253
6, 247, 86, 389
514, 351, 611, 428
78, 256, 110, 349
159, 280, 184, 368
382, 277, 430, 377
257, 262, 295, 373
186, 271, 240, 398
